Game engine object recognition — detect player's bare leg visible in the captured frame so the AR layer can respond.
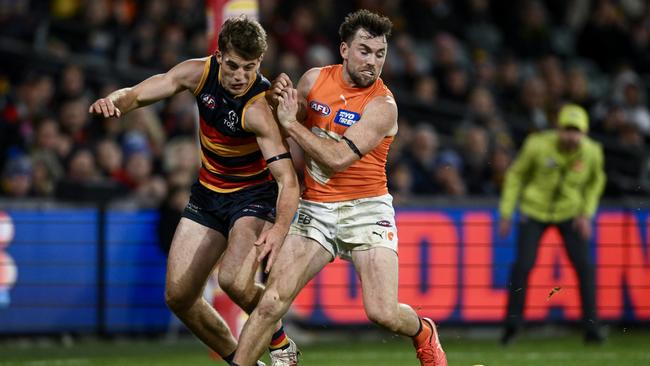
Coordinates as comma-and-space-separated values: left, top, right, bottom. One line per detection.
218, 217, 293, 364
218, 217, 273, 314
233, 235, 332, 366
165, 218, 236, 356
352, 247, 447, 366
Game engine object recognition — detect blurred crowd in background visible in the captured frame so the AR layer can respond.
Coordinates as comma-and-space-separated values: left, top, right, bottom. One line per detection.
1, 0, 649, 213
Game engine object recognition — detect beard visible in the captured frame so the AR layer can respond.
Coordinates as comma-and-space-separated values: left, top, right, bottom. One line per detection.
347, 64, 377, 88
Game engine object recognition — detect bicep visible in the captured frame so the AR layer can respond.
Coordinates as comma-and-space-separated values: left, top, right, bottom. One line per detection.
132, 58, 205, 106
342, 97, 397, 155
247, 99, 290, 159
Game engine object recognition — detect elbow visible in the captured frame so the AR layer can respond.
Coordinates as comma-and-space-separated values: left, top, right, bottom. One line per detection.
326, 153, 355, 173
330, 162, 345, 174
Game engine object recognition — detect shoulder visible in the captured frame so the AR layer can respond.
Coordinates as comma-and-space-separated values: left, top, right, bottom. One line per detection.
243, 94, 273, 134
521, 131, 549, 151
175, 57, 211, 78
364, 95, 398, 135
173, 57, 212, 93
533, 130, 555, 143
297, 67, 323, 93
366, 94, 397, 115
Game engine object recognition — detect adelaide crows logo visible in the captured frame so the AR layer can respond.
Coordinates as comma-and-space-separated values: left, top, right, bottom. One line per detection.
200, 93, 217, 110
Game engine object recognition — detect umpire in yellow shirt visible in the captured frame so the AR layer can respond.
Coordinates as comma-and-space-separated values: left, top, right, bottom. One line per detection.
498, 104, 606, 345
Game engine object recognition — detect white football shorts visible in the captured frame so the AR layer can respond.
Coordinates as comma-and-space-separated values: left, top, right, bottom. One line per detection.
288, 194, 398, 260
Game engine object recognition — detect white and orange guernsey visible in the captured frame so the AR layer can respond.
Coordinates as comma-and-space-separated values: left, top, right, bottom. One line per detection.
302, 64, 393, 203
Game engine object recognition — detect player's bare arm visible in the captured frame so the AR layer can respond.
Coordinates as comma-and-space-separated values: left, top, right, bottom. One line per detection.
268, 68, 321, 123
277, 88, 397, 173
244, 96, 300, 273
88, 57, 208, 118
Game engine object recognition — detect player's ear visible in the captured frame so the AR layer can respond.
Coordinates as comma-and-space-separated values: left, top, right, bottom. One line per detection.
340, 42, 349, 61
215, 50, 223, 64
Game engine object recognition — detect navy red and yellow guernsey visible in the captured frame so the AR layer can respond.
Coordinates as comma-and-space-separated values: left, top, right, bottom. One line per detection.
192, 55, 273, 193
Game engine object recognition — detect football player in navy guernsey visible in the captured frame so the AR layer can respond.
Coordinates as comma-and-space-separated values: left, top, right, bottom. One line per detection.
89, 16, 300, 366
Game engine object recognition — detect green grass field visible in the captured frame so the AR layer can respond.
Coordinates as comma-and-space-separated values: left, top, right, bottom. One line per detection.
1, 328, 649, 366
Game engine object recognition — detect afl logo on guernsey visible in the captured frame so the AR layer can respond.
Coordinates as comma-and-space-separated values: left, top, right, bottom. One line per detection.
309, 100, 331, 116
334, 109, 360, 126
200, 93, 217, 110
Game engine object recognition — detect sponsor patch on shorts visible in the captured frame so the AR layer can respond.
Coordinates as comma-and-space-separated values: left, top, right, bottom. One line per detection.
376, 220, 393, 227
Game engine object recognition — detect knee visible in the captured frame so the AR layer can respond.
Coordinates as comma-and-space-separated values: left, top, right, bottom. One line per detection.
256, 288, 290, 321
217, 270, 251, 303
165, 284, 195, 315
366, 306, 400, 333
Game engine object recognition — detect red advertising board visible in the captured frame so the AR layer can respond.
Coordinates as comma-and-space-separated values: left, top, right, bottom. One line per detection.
292, 210, 650, 324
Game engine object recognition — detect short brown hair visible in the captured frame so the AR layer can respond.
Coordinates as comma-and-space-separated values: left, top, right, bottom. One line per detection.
218, 16, 267, 60
338, 9, 393, 44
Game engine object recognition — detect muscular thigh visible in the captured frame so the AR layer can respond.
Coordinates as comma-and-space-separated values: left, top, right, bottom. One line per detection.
218, 216, 268, 281
267, 234, 332, 300
166, 218, 227, 296
352, 247, 399, 309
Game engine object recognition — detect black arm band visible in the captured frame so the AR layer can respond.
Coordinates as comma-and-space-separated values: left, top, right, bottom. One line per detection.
342, 136, 363, 158
265, 152, 292, 165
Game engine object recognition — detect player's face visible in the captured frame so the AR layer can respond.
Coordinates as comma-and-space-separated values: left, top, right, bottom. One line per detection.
558, 127, 584, 151
341, 29, 387, 88
216, 50, 262, 95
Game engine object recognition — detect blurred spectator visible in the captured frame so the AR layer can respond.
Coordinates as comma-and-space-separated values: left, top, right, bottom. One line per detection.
513, 75, 549, 132
566, 66, 595, 111
495, 52, 522, 113
403, 0, 461, 40
509, 0, 553, 59
59, 96, 91, 144
577, 0, 634, 73
57, 64, 92, 103
461, 86, 510, 142
31, 151, 64, 197
463, 0, 502, 53
439, 64, 471, 103
435, 149, 466, 196
611, 70, 650, 136
0, 155, 32, 198
458, 126, 491, 195
485, 144, 513, 195
413, 76, 438, 105
1, 0, 649, 203
537, 54, 566, 111
399, 123, 441, 195
66, 148, 100, 183
95, 138, 126, 182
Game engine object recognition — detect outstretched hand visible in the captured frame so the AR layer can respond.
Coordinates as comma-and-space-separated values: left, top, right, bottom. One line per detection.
276, 88, 299, 129
255, 225, 287, 274
89, 97, 121, 118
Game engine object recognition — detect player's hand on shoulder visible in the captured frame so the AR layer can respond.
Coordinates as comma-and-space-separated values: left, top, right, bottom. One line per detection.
89, 97, 121, 118
276, 88, 299, 129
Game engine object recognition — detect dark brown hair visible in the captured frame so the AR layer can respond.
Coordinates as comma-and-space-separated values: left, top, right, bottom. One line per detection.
338, 9, 393, 44
218, 16, 267, 60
